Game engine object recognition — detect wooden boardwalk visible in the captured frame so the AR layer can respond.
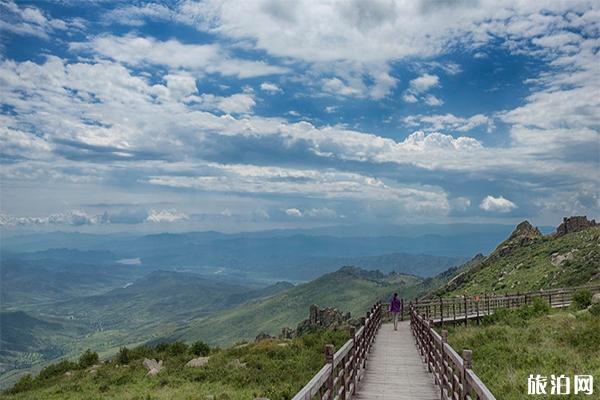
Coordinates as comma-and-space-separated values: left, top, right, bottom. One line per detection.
355, 321, 439, 400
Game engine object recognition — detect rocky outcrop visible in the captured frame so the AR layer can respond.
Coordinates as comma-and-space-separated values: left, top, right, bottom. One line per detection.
295, 304, 354, 336
555, 216, 597, 238
279, 326, 295, 340
255, 332, 275, 342
185, 357, 210, 368
550, 250, 577, 266
592, 293, 600, 304
492, 221, 541, 257
143, 358, 163, 376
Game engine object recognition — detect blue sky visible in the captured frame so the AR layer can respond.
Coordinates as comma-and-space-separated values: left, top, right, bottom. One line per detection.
0, 0, 598, 232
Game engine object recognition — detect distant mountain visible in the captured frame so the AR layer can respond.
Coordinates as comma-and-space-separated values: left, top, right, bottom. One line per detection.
171, 266, 425, 346
0, 257, 144, 310
1, 224, 510, 281
430, 218, 600, 296
34, 270, 293, 331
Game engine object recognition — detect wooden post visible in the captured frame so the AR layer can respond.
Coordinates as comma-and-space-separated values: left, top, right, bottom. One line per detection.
453, 301, 456, 323
325, 344, 334, 400
440, 297, 444, 327
486, 293, 490, 316
548, 293, 552, 307
462, 349, 473, 400
426, 319, 432, 372
476, 300, 480, 325
463, 296, 468, 326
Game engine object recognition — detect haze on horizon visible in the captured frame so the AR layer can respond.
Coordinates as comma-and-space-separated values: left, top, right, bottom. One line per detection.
1, 0, 599, 234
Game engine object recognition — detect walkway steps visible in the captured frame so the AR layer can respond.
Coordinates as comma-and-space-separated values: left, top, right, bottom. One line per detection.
354, 322, 439, 400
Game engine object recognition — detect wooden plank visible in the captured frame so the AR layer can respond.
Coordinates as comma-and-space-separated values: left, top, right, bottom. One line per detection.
354, 322, 439, 400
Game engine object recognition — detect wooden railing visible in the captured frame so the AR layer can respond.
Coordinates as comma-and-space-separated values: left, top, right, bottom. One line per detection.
411, 308, 496, 400
292, 302, 383, 400
410, 284, 600, 400
412, 284, 600, 326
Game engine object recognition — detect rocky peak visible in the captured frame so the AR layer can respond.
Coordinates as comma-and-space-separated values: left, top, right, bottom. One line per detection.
555, 216, 597, 238
491, 220, 541, 258
508, 221, 542, 241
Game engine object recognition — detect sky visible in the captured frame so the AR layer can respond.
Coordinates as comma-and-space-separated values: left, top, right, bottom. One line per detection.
0, 0, 599, 233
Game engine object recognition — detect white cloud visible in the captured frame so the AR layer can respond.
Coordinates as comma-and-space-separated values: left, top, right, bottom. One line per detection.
404, 113, 493, 133
164, 74, 197, 100
479, 196, 518, 213
424, 94, 443, 106
285, 208, 303, 217
324, 106, 338, 113
0, 210, 106, 226
260, 82, 283, 93
216, 93, 256, 114
304, 207, 337, 218
146, 209, 189, 223
71, 34, 287, 78
0, 1, 79, 40
403, 73, 442, 105
409, 74, 439, 93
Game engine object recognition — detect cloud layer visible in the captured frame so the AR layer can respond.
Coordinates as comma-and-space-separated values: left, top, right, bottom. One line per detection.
1, 0, 598, 230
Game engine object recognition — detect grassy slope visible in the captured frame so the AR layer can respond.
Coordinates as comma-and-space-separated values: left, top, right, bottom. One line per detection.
0, 330, 350, 400
439, 227, 600, 296
173, 267, 423, 346
444, 307, 600, 399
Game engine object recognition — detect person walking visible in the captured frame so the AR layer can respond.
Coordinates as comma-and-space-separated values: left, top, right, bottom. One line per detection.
389, 293, 402, 330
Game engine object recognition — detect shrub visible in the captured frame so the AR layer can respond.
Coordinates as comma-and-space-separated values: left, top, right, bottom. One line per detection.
156, 341, 188, 356
78, 349, 99, 368
589, 303, 600, 317
190, 340, 211, 357
38, 359, 78, 380
531, 297, 551, 316
572, 289, 592, 310
117, 346, 131, 364
7, 374, 34, 394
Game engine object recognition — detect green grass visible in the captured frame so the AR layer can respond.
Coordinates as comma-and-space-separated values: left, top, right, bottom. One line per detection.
442, 303, 600, 399
174, 267, 423, 346
1, 330, 350, 400
441, 227, 600, 295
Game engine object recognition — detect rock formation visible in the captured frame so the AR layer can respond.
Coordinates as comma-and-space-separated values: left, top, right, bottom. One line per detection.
295, 304, 355, 336
185, 357, 210, 368
255, 332, 275, 342
555, 216, 597, 238
492, 220, 541, 257
279, 326, 295, 340
142, 358, 163, 376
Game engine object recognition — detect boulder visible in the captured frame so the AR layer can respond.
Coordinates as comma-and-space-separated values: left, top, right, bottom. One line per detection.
186, 357, 210, 368
142, 358, 163, 376
550, 251, 576, 266
592, 293, 600, 304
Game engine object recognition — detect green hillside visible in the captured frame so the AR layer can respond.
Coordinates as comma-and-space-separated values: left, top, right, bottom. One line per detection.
1, 330, 350, 400
433, 223, 600, 296
443, 299, 600, 399
171, 267, 423, 346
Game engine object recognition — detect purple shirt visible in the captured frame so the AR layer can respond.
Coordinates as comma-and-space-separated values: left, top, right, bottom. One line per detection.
390, 297, 402, 312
